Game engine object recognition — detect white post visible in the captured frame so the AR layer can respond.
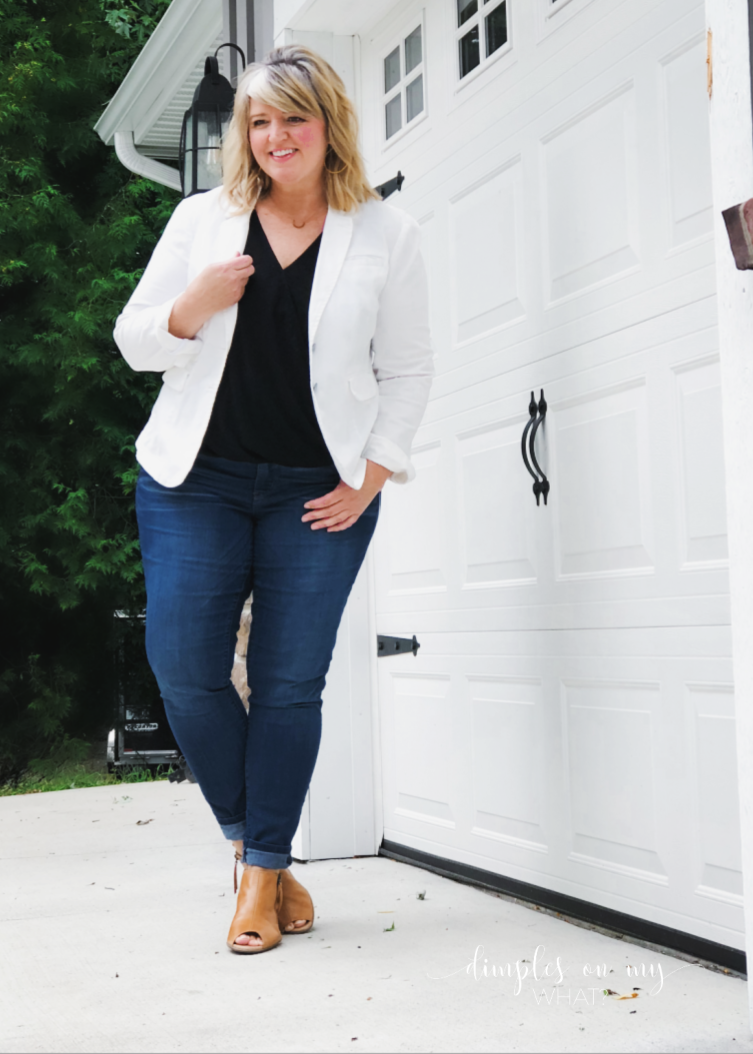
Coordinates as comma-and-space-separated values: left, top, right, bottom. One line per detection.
706, 0, 753, 1023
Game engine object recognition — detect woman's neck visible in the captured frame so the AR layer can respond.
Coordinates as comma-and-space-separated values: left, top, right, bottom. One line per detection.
265, 179, 327, 219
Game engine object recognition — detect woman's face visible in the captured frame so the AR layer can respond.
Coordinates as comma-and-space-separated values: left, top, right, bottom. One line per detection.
248, 100, 328, 189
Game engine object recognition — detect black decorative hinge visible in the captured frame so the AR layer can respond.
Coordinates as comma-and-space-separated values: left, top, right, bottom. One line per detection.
377, 634, 420, 657
375, 171, 405, 199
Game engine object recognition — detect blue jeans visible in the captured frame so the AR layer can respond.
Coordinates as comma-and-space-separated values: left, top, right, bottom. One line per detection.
135, 454, 379, 868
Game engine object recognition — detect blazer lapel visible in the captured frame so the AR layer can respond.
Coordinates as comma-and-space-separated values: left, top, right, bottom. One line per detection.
211, 203, 252, 348
212, 208, 252, 262
309, 208, 353, 347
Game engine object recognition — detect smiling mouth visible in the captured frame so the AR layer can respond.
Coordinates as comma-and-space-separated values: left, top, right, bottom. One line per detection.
270, 149, 296, 159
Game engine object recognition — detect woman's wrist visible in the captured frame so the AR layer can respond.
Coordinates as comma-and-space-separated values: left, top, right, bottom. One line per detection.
168, 292, 208, 340
365, 459, 392, 492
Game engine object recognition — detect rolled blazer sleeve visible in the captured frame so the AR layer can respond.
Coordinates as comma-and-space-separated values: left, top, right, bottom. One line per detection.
113, 196, 203, 373
362, 215, 434, 484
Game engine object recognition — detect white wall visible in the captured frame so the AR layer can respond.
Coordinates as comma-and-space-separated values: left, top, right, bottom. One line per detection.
291, 557, 379, 861
705, 0, 753, 1022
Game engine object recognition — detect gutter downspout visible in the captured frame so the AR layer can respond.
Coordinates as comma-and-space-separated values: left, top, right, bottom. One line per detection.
114, 130, 182, 192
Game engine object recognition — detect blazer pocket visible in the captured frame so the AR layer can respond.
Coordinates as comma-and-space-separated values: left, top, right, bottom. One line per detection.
348, 370, 379, 401
162, 365, 190, 392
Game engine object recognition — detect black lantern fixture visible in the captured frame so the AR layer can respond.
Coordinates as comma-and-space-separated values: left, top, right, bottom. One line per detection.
179, 43, 245, 197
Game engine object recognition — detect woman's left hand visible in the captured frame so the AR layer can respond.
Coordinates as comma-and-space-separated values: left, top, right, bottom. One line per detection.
302, 460, 392, 532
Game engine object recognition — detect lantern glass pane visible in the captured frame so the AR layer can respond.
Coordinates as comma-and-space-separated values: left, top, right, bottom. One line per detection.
197, 109, 223, 148
197, 149, 223, 190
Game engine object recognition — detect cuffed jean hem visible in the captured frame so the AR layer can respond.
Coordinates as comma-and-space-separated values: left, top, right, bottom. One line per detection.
243, 848, 293, 868
220, 821, 247, 841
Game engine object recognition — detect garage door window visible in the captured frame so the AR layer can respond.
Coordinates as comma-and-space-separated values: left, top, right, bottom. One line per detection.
457, 0, 508, 80
383, 24, 425, 141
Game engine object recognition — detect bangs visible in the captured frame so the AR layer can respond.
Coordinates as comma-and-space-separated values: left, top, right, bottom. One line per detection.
245, 67, 323, 120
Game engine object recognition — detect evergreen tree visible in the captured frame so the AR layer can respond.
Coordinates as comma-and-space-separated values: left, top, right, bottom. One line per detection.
0, 0, 179, 779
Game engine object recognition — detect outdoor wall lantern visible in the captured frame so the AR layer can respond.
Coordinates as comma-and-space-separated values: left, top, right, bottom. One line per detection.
179, 43, 245, 197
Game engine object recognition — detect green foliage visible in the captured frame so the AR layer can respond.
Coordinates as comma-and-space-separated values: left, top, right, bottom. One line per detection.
101, 0, 170, 43
0, 0, 179, 780
0, 741, 174, 794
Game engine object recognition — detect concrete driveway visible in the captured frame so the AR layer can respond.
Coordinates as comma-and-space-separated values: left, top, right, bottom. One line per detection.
1, 780, 751, 1053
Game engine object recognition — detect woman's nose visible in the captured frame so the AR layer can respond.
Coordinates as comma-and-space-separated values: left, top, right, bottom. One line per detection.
268, 120, 289, 143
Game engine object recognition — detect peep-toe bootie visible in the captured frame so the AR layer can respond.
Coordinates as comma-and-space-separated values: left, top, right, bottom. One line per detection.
277, 868, 314, 934
227, 866, 283, 954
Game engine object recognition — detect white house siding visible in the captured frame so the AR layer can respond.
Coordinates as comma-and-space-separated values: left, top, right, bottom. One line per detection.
705, 0, 753, 1011
272, 0, 743, 947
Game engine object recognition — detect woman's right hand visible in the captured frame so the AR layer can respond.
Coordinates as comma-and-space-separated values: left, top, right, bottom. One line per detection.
168, 252, 255, 339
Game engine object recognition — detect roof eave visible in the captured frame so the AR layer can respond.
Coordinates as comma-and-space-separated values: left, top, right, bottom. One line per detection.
94, 0, 223, 146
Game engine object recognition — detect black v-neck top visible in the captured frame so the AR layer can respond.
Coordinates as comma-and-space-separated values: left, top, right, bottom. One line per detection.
200, 210, 334, 467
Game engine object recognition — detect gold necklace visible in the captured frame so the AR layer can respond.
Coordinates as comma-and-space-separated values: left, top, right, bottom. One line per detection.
264, 200, 325, 230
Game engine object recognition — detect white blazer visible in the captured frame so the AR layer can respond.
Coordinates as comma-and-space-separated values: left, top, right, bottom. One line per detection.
114, 186, 433, 489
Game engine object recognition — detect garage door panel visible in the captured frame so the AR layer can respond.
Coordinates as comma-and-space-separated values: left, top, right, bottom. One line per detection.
378, 648, 741, 945
673, 357, 728, 569
686, 683, 743, 903
562, 679, 667, 882
369, 0, 738, 945
457, 419, 539, 587
552, 381, 654, 579
660, 34, 714, 250
383, 443, 447, 596
469, 675, 547, 852
542, 83, 639, 304
450, 159, 526, 346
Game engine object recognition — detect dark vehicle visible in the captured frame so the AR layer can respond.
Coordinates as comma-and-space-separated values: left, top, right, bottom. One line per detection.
107, 613, 195, 782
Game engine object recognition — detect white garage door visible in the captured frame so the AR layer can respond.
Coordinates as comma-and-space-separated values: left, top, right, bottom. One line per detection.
362, 0, 741, 947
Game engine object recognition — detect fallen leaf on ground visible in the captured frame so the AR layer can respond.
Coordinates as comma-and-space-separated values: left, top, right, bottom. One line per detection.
136, 819, 153, 826
618, 993, 639, 1000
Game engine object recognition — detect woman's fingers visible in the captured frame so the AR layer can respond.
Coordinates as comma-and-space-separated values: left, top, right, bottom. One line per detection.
302, 487, 347, 519
327, 516, 358, 533
310, 508, 355, 530
302, 480, 371, 530
306, 502, 349, 525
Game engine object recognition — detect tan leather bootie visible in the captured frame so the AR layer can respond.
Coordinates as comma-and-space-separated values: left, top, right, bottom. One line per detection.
277, 868, 314, 934
227, 866, 283, 954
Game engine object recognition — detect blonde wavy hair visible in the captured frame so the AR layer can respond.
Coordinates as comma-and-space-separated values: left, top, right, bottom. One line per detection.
221, 45, 379, 214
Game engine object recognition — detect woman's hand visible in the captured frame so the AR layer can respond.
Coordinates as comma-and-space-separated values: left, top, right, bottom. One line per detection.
168, 252, 255, 339
302, 460, 392, 532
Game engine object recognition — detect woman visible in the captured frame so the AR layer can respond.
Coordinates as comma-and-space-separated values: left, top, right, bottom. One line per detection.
114, 45, 433, 954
